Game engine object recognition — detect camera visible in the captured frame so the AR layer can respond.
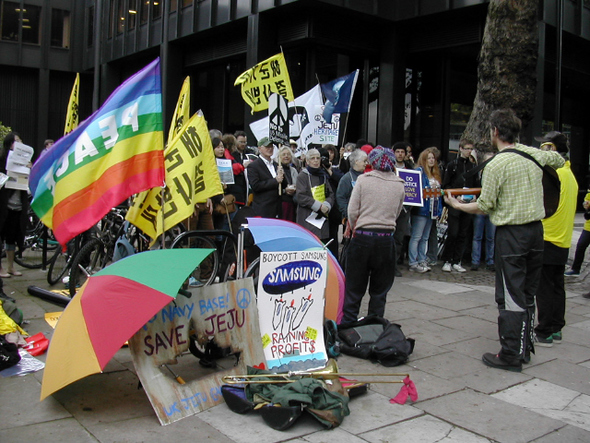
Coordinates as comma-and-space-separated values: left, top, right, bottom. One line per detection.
321, 156, 331, 169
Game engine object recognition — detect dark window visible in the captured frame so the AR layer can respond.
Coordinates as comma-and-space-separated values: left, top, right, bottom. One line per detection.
153, 1, 161, 19
117, 0, 125, 34
1, 1, 20, 42
51, 9, 70, 48
128, 0, 137, 29
108, 0, 115, 38
170, 0, 177, 12
140, 0, 148, 24
87, 5, 94, 47
21, 3, 41, 44
183, 0, 193, 7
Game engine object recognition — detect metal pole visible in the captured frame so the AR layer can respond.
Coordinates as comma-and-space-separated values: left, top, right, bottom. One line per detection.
555, 0, 563, 131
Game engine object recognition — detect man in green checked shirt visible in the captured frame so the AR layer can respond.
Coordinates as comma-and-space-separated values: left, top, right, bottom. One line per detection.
445, 109, 564, 372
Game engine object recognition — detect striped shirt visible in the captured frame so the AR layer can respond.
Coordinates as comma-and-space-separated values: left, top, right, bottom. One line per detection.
477, 143, 565, 226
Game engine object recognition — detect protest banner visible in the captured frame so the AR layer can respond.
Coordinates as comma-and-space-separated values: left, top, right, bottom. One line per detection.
29, 58, 165, 245
320, 70, 359, 124
311, 105, 340, 145
250, 84, 323, 156
168, 76, 190, 143
234, 53, 294, 113
128, 279, 265, 425
398, 168, 423, 206
64, 73, 80, 135
257, 250, 328, 373
268, 93, 289, 146
126, 111, 223, 241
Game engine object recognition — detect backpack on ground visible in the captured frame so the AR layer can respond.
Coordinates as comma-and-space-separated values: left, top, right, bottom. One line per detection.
0, 334, 21, 371
337, 316, 415, 367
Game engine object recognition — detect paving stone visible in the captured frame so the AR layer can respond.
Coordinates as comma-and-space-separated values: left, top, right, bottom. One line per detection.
405, 280, 475, 295
359, 414, 493, 443
397, 318, 475, 347
491, 378, 579, 410
0, 418, 98, 443
531, 424, 590, 443
401, 289, 491, 312
524, 360, 590, 396
441, 336, 499, 359
460, 367, 533, 395
0, 373, 71, 430
292, 427, 368, 442
433, 315, 497, 340
411, 350, 484, 380
419, 389, 564, 443
386, 299, 458, 321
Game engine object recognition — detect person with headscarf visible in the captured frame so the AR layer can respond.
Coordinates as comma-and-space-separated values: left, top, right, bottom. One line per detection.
295, 149, 335, 242
341, 146, 406, 325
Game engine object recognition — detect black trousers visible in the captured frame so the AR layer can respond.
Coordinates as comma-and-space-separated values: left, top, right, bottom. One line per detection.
441, 209, 472, 265
534, 263, 566, 339
342, 232, 396, 325
495, 222, 543, 361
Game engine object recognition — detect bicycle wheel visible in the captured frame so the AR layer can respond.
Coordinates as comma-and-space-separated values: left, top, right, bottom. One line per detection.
69, 238, 107, 297
14, 211, 58, 269
173, 235, 219, 287
244, 257, 260, 290
47, 247, 70, 285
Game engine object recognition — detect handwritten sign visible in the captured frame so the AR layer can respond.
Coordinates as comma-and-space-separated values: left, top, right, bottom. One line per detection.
257, 250, 328, 373
398, 168, 423, 207
128, 279, 265, 425
311, 105, 340, 145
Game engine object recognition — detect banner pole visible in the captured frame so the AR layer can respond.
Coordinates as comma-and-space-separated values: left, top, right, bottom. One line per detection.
160, 186, 166, 249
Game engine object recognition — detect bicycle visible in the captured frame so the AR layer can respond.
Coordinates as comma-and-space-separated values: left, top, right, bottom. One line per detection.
14, 208, 59, 269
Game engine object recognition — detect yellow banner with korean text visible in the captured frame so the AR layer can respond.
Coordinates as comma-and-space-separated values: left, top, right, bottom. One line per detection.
64, 73, 80, 135
126, 111, 223, 241
234, 53, 294, 113
167, 76, 191, 143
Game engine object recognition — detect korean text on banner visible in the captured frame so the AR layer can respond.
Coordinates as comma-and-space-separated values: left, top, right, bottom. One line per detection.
321, 70, 359, 124
234, 53, 294, 114
64, 73, 80, 135
126, 111, 224, 240
168, 76, 191, 143
29, 58, 165, 245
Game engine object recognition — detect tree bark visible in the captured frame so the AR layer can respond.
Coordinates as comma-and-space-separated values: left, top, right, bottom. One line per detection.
463, 0, 540, 156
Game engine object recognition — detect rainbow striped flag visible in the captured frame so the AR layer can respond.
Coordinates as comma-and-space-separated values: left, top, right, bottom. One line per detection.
30, 58, 165, 245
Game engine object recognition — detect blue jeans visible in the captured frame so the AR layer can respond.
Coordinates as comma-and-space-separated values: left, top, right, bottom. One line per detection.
409, 215, 432, 266
472, 214, 495, 266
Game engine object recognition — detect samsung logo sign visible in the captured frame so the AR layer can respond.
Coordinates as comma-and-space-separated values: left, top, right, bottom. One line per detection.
262, 260, 323, 294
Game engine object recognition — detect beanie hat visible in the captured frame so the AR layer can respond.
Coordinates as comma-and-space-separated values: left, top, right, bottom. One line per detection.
368, 146, 396, 172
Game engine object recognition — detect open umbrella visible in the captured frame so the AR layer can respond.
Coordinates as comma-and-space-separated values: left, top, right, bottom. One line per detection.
40, 248, 214, 400
246, 218, 345, 323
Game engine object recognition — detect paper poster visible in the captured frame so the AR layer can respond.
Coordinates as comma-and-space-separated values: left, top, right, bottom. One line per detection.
257, 250, 328, 373
311, 105, 340, 145
6, 142, 33, 175
216, 158, 234, 184
398, 168, 423, 207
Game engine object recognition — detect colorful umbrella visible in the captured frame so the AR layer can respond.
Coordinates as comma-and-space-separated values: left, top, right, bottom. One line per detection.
40, 248, 214, 400
247, 218, 345, 323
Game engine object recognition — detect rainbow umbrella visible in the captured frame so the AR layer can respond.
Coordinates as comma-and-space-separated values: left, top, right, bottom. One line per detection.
40, 248, 213, 400
247, 218, 345, 323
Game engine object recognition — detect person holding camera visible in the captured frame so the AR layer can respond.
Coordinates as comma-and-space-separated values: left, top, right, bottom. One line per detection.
295, 149, 335, 243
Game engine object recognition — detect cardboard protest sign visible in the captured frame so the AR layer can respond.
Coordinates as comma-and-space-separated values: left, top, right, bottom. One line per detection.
398, 168, 423, 207
257, 250, 328, 373
311, 105, 340, 145
128, 279, 265, 425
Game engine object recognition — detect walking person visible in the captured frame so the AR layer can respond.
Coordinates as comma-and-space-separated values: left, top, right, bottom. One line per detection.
408, 148, 442, 273
341, 147, 405, 325
533, 131, 578, 346
445, 109, 565, 372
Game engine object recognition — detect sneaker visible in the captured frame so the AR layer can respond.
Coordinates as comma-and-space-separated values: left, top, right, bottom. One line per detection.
409, 264, 428, 274
426, 259, 438, 267
452, 264, 467, 273
442, 262, 452, 272
482, 352, 522, 372
420, 262, 432, 272
564, 269, 580, 276
534, 334, 553, 347
471, 264, 479, 271
552, 331, 562, 343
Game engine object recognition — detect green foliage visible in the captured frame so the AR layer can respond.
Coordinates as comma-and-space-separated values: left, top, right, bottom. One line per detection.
0, 122, 12, 142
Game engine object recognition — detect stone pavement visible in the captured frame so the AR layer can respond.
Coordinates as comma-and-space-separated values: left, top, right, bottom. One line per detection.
0, 216, 589, 443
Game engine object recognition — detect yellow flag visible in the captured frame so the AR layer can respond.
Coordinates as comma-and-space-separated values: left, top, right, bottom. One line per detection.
167, 76, 191, 143
64, 73, 80, 135
126, 111, 224, 241
234, 53, 294, 113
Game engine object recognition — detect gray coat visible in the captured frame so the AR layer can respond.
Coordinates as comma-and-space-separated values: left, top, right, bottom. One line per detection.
295, 169, 334, 239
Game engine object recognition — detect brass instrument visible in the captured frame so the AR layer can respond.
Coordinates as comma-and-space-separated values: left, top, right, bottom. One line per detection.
221, 359, 409, 385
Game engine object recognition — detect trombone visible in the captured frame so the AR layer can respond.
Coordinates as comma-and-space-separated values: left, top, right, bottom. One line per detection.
221, 359, 409, 385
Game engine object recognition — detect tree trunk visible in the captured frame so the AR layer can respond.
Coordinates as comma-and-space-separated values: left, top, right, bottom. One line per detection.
463, 0, 539, 156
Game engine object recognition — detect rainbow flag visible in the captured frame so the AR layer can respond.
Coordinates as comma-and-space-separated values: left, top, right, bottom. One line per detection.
29, 58, 165, 245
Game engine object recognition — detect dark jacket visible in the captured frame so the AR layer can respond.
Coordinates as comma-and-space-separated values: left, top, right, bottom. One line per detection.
295, 168, 334, 239
246, 157, 281, 218
442, 155, 476, 189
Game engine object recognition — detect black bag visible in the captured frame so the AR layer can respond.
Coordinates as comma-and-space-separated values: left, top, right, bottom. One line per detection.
338, 316, 415, 367
501, 149, 561, 218
0, 335, 21, 371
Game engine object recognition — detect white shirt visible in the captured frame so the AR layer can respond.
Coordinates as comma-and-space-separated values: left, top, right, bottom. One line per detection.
260, 155, 277, 178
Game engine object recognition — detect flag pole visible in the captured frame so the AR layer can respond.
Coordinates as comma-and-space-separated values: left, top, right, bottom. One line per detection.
160, 185, 166, 249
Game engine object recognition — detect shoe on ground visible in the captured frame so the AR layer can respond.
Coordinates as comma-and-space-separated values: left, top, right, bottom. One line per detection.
471, 264, 479, 271
395, 268, 402, 277
442, 262, 452, 272
0, 291, 16, 303
552, 331, 562, 343
426, 259, 438, 267
482, 352, 522, 372
534, 334, 553, 347
485, 264, 495, 272
420, 262, 432, 271
409, 264, 428, 274
452, 264, 467, 273
564, 269, 580, 276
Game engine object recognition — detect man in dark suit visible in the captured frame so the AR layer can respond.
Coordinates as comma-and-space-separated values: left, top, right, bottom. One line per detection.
246, 137, 284, 218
